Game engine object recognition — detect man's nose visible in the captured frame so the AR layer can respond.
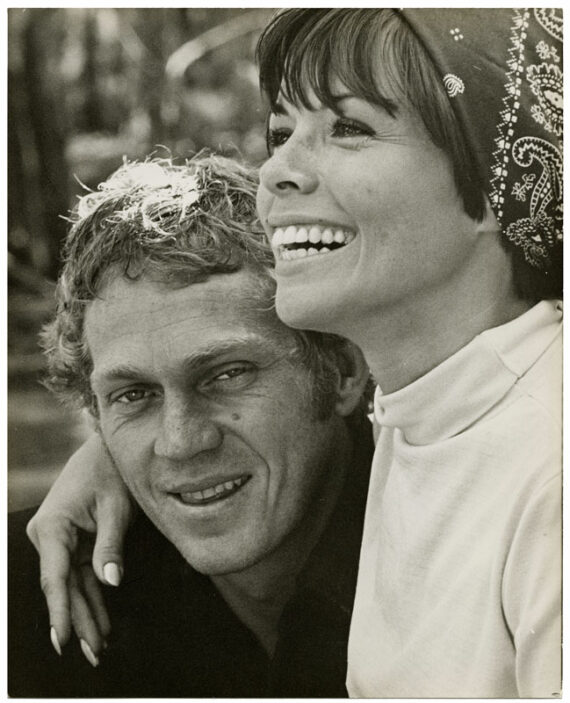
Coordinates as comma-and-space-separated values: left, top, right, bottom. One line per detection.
154, 397, 223, 462
259, 134, 319, 196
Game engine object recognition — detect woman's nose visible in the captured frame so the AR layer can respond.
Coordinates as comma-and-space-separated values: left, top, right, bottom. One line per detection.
259, 137, 319, 196
154, 399, 223, 462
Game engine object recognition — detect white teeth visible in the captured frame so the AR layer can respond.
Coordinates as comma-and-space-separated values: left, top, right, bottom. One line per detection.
273, 228, 284, 247
309, 226, 321, 244
284, 225, 297, 244
179, 476, 248, 504
272, 225, 356, 261
295, 227, 308, 243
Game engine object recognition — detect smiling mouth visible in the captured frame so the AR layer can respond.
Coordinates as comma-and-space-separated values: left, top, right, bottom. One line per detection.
175, 475, 251, 506
272, 225, 356, 261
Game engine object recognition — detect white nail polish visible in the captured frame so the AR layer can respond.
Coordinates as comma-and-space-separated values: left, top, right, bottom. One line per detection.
50, 627, 62, 656
80, 639, 99, 667
103, 562, 121, 586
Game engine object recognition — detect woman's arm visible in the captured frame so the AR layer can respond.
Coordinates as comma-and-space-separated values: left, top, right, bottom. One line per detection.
26, 433, 134, 664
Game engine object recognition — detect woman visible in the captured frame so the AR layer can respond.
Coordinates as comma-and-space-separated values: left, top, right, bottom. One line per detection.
26, 9, 562, 697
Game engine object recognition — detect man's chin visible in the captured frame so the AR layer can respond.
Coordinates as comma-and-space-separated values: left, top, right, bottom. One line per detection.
176, 546, 263, 577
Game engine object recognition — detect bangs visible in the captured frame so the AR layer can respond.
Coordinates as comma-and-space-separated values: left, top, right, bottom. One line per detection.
257, 9, 404, 116
257, 9, 486, 223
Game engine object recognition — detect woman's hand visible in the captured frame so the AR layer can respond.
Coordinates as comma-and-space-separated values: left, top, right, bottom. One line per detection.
26, 433, 134, 665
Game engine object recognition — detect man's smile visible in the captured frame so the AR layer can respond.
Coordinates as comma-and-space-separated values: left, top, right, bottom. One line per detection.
175, 474, 252, 506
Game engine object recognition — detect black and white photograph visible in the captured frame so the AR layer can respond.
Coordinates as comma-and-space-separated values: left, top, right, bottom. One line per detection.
6, 7, 563, 698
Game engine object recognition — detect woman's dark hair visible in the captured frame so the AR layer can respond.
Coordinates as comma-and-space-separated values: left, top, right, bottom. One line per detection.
256, 8, 486, 222
256, 9, 558, 302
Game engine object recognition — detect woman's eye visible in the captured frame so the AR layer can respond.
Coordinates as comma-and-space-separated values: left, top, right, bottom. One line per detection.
266, 127, 292, 151
331, 118, 374, 139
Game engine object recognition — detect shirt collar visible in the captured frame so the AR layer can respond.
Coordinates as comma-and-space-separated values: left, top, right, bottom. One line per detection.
374, 300, 562, 446
294, 417, 373, 612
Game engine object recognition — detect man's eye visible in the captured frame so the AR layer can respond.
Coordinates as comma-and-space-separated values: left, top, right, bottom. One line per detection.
112, 389, 150, 405
204, 364, 256, 391
215, 367, 247, 381
331, 118, 374, 139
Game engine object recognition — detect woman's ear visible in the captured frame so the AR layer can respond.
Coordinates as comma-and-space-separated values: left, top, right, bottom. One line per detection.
475, 196, 501, 236
334, 342, 370, 417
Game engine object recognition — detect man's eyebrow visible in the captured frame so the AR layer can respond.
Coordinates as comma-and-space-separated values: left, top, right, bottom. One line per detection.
180, 336, 281, 375
91, 336, 283, 388
91, 364, 148, 389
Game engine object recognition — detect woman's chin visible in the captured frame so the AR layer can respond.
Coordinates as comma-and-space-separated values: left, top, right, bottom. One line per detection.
275, 288, 343, 335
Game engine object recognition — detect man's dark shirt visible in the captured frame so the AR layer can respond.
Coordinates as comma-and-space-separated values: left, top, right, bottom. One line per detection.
8, 419, 373, 697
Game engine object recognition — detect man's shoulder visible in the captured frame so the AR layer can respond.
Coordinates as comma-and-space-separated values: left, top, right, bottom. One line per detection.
7, 508, 220, 696
8, 505, 37, 545
7, 506, 91, 696
8, 507, 43, 593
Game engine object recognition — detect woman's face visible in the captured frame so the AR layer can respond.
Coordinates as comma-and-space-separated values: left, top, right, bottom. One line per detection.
256, 78, 482, 337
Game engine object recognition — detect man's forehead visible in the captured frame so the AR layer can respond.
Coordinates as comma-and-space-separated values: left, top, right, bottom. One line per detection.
85, 271, 290, 381
87, 270, 272, 329
89, 333, 286, 388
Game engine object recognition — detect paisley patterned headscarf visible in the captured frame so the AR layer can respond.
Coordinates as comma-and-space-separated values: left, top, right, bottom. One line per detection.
400, 8, 562, 280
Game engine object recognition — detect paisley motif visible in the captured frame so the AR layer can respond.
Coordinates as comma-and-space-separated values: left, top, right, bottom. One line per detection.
505, 136, 563, 268
534, 8, 563, 42
401, 8, 562, 277
526, 63, 563, 136
443, 73, 465, 98
511, 137, 562, 220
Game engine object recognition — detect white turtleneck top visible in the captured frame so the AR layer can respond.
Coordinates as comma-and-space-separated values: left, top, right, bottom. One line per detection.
347, 300, 562, 698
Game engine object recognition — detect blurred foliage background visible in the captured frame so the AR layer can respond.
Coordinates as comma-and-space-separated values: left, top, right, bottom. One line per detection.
8, 7, 276, 510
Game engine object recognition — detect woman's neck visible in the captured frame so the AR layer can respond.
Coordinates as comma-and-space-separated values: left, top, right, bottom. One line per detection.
348, 249, 531, 394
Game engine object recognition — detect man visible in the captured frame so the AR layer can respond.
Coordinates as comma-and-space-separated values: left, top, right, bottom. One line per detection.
9, 154, 372, 696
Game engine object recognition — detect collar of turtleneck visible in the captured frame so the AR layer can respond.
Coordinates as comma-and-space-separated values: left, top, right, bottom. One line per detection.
374, 300, 562, 446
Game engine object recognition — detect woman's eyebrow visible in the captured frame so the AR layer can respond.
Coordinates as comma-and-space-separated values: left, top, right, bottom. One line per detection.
330, 93, 353, 104
272, 100, 289, 116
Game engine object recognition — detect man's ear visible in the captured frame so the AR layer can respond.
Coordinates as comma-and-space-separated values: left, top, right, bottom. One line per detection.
334, 342, 370, 417
84, 399, 101, 433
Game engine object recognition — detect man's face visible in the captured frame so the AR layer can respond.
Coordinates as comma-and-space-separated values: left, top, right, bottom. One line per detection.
85, 269, 346, 575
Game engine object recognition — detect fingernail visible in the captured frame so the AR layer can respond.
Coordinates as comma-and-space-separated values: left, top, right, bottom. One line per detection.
80, 639, 99, 667
103, 562, 122, 586
50, 627, 62, 656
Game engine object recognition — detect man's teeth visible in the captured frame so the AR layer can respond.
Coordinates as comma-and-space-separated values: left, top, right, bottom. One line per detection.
272, 225, 355, 260
179, 476, 249, 505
